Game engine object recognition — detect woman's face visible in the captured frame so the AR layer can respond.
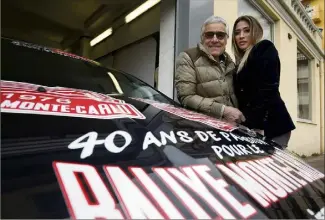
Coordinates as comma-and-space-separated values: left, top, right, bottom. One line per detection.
234, 20, 253, 51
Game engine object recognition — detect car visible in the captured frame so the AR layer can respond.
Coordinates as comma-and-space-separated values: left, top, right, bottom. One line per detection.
1, 37, 324, 219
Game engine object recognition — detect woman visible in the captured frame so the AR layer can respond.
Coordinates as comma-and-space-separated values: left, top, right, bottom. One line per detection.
232, 15, 295, 148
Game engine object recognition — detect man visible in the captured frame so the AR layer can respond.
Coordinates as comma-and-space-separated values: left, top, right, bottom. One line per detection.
175, 15, 245, 125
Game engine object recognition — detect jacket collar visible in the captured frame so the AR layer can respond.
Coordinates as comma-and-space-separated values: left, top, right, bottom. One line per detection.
197, 43, 235, 74
197, 43, 233, 66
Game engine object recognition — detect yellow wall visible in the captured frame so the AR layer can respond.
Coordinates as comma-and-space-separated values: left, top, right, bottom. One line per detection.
302, 0, 325, 154
320, 59, 325, 154
303, 0, 325, 49
214, 0, 238, 61
273, 20, 322, 156
291, 59, 322, 156
308, 0, 325, 154
311, 0, 325, 49
214, 0, 324, 156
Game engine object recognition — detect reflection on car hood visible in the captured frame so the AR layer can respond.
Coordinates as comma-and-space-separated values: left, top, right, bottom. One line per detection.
1, 80, 324, 219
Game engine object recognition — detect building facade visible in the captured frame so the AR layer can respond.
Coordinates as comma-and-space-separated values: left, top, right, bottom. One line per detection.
175, 0, 325, 156
301, 0, 325, 49
89, 0, 324, 156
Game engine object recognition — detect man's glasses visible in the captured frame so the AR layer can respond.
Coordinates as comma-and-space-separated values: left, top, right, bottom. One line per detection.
204, 31, 227, 40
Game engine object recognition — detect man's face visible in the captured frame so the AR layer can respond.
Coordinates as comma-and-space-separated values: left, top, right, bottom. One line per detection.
202, 23, 228, 57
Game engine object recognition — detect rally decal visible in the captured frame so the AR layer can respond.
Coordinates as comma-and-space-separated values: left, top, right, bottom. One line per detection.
67, 129, 269, 159
132, 98, 236, 132
1, 80, 145, 120
54, 163, 259, 219
53, 149, 324, 219
11, 40, 100, 65
216, 148, 325, 208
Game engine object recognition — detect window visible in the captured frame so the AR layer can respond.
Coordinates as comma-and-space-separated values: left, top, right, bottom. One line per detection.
238, 0, 274, 41
297, 49, 312, 120
1, 38, 173, 105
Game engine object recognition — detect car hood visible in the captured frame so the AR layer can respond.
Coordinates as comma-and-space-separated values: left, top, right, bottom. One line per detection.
1, 80, 324, 219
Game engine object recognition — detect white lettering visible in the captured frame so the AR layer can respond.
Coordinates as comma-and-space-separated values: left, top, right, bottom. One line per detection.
121, 105, 131, 114
98, 104, 112, 114
76, 106, 86, 114
212, 144, 254, 159
2, 93, 14, 98
88, 106, 99, 115
274, 150, 324, 180
110, 104, 125, 114
34, 103, 50, 111
61, 105, 70, 113
143, 132, 162, 150
168, 166, 235, 219
56, 98, 71, 104
217, 163, 274, 207
68, 132, 104, 159
20, 102, 35, 110
176, 131, 193, 143
153, 167, 211, 219
39, 96, 53, 102
51, 104, 60, 111
261, 158, 305, 189
273, 154, 315, 182
20, 95, 36, 100
229, 133, 240, 141
237, 161, 288, 198
104, 131, 132, 153
53, 162, 123, 219
251, 159, 300, 192
237, 144, 252, 155
194, 131, 209, 142
130, 168, 184, 219
212, 146, 224, 159
229, 145, 244, 156
247, 144, 264, 153
160, 131, 178, 145
105, 166, 164, 219
1, 100, 21, 108
193, 165, 256, 218
206, 131, 222, 141
222, 145, 235, 157
220, 132, 232, 142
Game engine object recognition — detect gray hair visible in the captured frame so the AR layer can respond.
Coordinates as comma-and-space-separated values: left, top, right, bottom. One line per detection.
201, 15, 229, 40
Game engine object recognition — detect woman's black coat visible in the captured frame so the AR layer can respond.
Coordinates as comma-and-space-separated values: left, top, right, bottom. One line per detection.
234, 39, 296, 139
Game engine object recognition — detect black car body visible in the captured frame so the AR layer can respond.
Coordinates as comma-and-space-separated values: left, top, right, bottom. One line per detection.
1, 37, 324, 219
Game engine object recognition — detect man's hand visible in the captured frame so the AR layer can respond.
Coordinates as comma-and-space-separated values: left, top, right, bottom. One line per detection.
223, 106, 246, 125
253, 129, 264, 135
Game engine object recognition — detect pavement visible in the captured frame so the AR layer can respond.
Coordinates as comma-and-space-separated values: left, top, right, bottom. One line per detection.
303, 155, 325, 173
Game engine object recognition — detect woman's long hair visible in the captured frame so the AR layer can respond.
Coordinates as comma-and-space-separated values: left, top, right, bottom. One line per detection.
232, 15, 264, 73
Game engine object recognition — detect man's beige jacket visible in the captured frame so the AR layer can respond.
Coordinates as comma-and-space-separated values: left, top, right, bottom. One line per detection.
175, 43, 238, 119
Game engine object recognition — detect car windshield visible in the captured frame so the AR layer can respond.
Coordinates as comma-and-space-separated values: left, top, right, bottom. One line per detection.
1, 38, 173, 104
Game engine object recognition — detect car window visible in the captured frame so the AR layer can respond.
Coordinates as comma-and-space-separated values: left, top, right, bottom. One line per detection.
1, 38, 173, 104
